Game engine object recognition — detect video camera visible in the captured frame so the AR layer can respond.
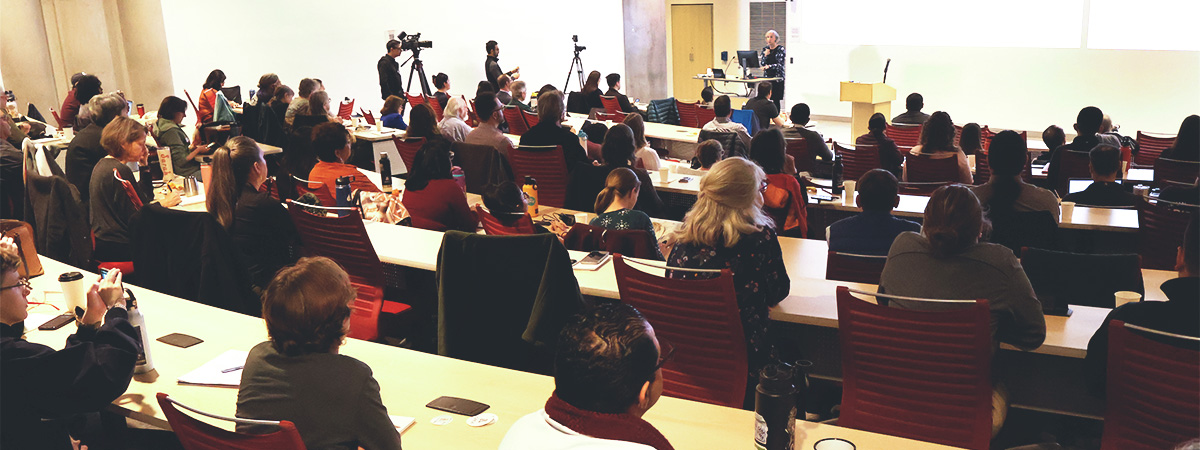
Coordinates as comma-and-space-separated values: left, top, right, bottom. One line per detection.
572, 35, 586, 52
397, 32, 432, 51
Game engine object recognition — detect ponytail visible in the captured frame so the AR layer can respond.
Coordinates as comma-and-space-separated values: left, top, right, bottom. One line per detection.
594, 167, 641, 215
922, 185, 984, 258
206, 136, 264, 228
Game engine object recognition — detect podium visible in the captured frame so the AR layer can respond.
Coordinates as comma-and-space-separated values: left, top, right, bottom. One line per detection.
840, 82, 896, 139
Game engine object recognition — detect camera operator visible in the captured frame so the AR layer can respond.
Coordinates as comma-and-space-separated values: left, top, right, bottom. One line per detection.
485, 40, 519, 92
378, 39, 404, 100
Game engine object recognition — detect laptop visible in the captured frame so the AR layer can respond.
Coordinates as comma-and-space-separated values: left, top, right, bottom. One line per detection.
710, 68, 725, 79
1067, 179, 1092, 194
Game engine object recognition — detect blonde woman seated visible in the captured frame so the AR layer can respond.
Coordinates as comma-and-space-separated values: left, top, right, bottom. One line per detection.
437, 96, 473, 143
665, 157, 789, 378
904, 111, 972, 184
304, 91, 341, 123
591, 167, 662, 259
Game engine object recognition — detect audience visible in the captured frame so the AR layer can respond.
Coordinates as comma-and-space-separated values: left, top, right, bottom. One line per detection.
402, 138, 476, 232
828, 169, 921, 256
270, 85, 294, 123
906, 111, 972, 184
379, 95, 408, 130
1160, 114, 1199, 162
405, 103, 443, 142
582, 70, 604, 110
624, 113, 660, 171
437, 96, 473, 143
254, 73, 281, 106
498, 303, 671, 450
286, 78, 321, 126
519, 91, 589, 172
197, 69, 226, 124
307, 122, 379, 205
892, 92, 930, 125
90, 116, 181, 261
780, 103, 833, 165
433, 72, 452, 112
699, 85, 714, 108
1085, 216, 1198, 397
482, 181, 550, 234
1063, 145, 1140, 208
496, 74, 513, 105
152, 96, 204, 177
464, 92, 510, 155
742, 81, 784, 128
666, 157, 789, 379
877, 184, 1045, 435
1, 241, 138, 449
58, 72, 88, 126
855, 112, 902, 177
960, 122, 983, 156
236, 257, 402, 450
1046, 106, 1105, 188
0, 114, 20, 218
590, 167, 662, 258
604, 73, 637, 114
565, 124, 663, 217
702, 95, 751, 149
207, 136, 298, 292
476, 80, 495, 97
508, 80, 533, 112
750, 128, 807, 237
1041, 125, 1066, 156
679, 139, 725, 176
304, 91, 339, 123
67, 92, 129, 201
972, 130, 1060, 222
1096, 114, 1123, 149
71, 74, 104, 129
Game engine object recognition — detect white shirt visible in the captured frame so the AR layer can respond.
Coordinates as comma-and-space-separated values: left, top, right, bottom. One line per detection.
438, 116, 473, 143
634, 146, 660, 171
498, 410, 655, 450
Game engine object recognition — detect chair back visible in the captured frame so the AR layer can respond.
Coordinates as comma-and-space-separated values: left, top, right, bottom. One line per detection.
502, 107, 530, 135
287, 201, 387, 341
336, 98, 354, 120
360, 108, 375, 125
290, 174, 325, 202
156, 393, 305, 450
523, 110, 540, 128
696, 106, 716, 128
406, 93, 426, 106
600, 95, 623, 113
897, 181, 950, 196
1020, 248, 1143, 309
675, 100, 700, 128
563, 224, 661, 260
426, 95, 443, 122
452, 141, 515, 194
985, 209, 1057, 254
836, 142, 879, 182
391, 136, 425, 175
476, 204, 536, 235
1138, 198, 1198, 270
613, 255, 747, 407
784, 138, 813, 173
239, 103, 261, 141
905, 153, 962, 183
220, 85, 241, 104
825, 251, 887, 284
1100, 322, 1200, 450
290, 114, 327, 130
1134, 131, 1175, 166
1153, 157, 1199, 188
646, 98, 680, 125
595, 111, 627, 123
836, 287, 993, 450
508, 145, 569, 208
885, 123, 922, 147
698, 130, 748, 160
974, 150, 991, 185
1051, 149, 1092, 195
730, 109, 757, 135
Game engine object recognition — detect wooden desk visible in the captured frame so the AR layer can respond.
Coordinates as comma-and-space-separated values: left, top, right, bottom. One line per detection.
25, 257, 960, 450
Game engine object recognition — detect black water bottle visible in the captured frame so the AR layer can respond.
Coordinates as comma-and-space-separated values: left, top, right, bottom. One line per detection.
379, 152, 392, 194
755, 364, 796, 450
787, 360, 814, 419
335, 175, 353, 208
831, 154, 844, 196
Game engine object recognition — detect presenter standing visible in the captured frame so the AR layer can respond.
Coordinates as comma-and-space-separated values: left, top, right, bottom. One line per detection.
761, 30, 785, 110
484, 40, 520, 92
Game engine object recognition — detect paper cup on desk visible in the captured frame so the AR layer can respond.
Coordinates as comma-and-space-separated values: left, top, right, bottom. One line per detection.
1134, 185, 1149, 197
1060, 201, 1074, 220
813, 438, 856, 450
967, 154, 976, 171
1114, 291, 1141, 308
574, 213, 589, 225
58, 272, 89, 320
659, 167, 671, 183
842, 180, 856, 206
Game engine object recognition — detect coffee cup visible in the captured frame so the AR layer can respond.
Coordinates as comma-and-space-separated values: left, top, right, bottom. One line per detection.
1133, 185, 1149, 198
842, 180, 856, 206
58, 272, 89, 320
574, 213, 589, 225
659, 167, 671, 183
1114, 291, 1141, 308
814, 438, 856, 450
1060, 201, 1075, 220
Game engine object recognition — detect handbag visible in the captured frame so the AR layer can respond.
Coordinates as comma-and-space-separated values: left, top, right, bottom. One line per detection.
0, 220, 45, 278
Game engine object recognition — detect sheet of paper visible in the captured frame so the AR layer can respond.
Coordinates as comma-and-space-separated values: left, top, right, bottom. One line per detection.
177, 349, 249, 387
24, 313, 60, 332
390, 415, 416, 433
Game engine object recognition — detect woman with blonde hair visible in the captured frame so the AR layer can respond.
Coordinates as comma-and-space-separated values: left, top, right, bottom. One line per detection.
666, 157, 789, 379
437, 96, 473, 143
590, 167, 661, 258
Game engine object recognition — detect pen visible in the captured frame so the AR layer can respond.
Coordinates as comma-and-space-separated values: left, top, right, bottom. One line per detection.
221, 365, 243, 373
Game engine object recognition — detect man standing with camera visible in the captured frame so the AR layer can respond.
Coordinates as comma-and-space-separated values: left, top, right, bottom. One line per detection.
484, 40, 519, 92
378, 39, 404, 100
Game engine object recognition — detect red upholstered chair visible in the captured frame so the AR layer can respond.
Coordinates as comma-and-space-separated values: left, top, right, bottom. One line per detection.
836, 287, 993, 450
784, 138, 813, 173
676, 100, 700, 128
599, 95, 623, 113
1134, 131, 1175, 166
156, 393, 305, 450
287, 201, 411, 341
465, 98, 480, 127
1138, 198, 1199, 270
898, 181, 951, 196
405, 93, 425, 106
562, 224, 661, 260
974, 151, 991, 185
835, 141, 879, 183
595, 111, 627, 123
1153, 157, 1199, 188
336, 98, 354, 120
1050, 149, 1092, 195
361, 109, 375, 125
905, 153, 963, 183
391, 136, 425, 176
291, 174, 329, 205
696, 106, 716, 128
523, 110, 540, 128
1100, 321, 1200, 450
476, 204, 536, 235
508, 145, 569, 208
426, 95, 443, 122
502, 107, 531, 135
613, 255, 746, 407
183, 89, 201, 116
825, 252, 887, 284
885, 123, 922, 147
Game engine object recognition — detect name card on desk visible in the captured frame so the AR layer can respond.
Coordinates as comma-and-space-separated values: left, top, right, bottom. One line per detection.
177, 349, 248, 387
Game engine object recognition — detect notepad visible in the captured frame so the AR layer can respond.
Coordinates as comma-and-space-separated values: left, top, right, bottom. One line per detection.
390, 415, 416, 433
177, 350, 249, 387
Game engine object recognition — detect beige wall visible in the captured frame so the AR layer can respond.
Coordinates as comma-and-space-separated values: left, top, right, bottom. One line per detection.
664, 0, 748, 101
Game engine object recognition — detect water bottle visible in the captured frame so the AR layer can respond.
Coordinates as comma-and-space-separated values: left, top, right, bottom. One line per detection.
786, 360, 813, 418
126, 289, 154, 374
452, 166, 466, 192
522, 176, 539, 215
336, 175, 353, 208
831, 154, 844, 196
379, 152, 392, 194
754, 364, 796, 450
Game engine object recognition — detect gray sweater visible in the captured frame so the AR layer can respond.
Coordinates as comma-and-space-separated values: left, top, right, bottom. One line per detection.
878, 232, 1047, 351
236, 342, 401, 450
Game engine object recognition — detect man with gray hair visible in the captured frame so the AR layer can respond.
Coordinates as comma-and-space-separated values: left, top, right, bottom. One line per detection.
66, 92, 128, 201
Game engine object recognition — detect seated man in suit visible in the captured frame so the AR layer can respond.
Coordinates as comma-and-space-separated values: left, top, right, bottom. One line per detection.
701, 95, 751, 150
828, 169, 922, 256
604, 73, 642, 115
499, 303, 673, 450
1063, 145, 1140, 208
1085, 216, 1199, 397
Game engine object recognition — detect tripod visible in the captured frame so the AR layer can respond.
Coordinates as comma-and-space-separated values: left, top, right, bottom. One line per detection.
403, 50, 432, 97
564, 46, 586, 91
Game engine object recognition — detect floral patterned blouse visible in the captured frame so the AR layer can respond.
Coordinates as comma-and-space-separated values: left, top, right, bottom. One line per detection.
666, 227, 790, 374
591, 208, 662, 259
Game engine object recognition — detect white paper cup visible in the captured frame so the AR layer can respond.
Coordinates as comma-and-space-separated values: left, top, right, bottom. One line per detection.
659, 167, 671, 183
814, 438, 856, 450
1114, 291, 1141, 308
1060, 201, 1075, 220
967, 154, 976, 170
58, 272, 89, 320
842, 180, 856, 206
574, 213, 589, 225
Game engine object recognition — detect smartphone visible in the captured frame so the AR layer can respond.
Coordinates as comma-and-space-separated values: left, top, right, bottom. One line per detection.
426, 396, 489, 416
39, 313, 75, 331
580, 251, 608, 265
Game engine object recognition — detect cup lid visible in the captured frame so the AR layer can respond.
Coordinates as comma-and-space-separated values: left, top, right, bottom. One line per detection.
58, 271, 84, 282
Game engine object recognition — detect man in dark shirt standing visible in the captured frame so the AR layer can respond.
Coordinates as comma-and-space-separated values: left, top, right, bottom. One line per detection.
1064, 145, 1140, 207
828, 169, 922, 256
892, 93, 930, 125
484, 40, 519, 92
377, 39, 404, 101
742, 81, 784, 129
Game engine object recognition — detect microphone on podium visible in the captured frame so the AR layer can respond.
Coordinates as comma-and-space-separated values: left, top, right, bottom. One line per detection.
883, 58, 891, 84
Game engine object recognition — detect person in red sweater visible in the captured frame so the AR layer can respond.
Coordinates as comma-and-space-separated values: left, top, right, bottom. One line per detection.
57, 72, 88, 126
401, 138, 476, 232
306, 123, 378, 206
197, 69, 225, 124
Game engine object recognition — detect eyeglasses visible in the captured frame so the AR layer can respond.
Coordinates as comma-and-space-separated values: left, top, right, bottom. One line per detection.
653, 340, 676, 372
1, 277, 30, 292
760, 180, 770, 193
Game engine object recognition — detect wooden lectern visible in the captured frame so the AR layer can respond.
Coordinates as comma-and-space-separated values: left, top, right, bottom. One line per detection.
840, 82, 896, 139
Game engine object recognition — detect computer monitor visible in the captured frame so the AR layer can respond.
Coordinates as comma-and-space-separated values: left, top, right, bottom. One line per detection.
737, 50, 760, 69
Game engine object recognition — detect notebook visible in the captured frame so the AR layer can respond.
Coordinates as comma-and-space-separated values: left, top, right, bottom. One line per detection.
177, 349, 249, 387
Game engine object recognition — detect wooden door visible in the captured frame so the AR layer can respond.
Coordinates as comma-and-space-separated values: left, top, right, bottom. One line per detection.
671, 4, 713, 101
